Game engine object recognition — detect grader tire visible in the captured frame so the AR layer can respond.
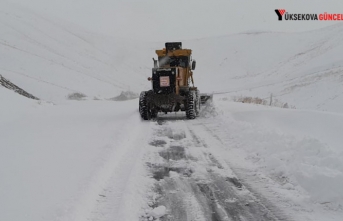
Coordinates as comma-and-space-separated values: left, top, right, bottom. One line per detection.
139, 91, 150, 120
186, 91, 196, 119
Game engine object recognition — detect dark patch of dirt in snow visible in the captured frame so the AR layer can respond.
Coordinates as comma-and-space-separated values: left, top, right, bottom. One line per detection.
226, 177, 243, 190
149, 140, 167, 147
159, 146, 186, 161
207, 153, 224, 169
146, 163, 193, 181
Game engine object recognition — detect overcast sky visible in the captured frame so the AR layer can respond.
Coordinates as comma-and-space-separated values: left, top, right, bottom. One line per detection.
8, 0, 343, 41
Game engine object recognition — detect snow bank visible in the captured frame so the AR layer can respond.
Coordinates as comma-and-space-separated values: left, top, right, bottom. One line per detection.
0, 86, 40, 119
109, 91, 139, 101
0, 94, 149, 221
215, 98, 343, 208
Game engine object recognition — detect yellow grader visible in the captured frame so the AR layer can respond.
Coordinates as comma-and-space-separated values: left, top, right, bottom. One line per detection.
139, 42, 210, 120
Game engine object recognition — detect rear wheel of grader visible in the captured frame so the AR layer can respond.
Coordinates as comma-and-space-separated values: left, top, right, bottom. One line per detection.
139, 91, 157, 120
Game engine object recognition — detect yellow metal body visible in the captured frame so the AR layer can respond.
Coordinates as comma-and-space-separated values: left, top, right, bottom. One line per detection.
155, 48, 192, 57
155, 48, 194, 95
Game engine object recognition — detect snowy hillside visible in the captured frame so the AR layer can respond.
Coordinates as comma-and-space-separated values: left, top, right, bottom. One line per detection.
0, 1, 154, 102
187, 24, 343, 113
2, 0, 343, 112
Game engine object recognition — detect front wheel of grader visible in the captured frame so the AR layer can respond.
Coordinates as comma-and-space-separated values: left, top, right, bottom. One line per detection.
186, 90, 199, 119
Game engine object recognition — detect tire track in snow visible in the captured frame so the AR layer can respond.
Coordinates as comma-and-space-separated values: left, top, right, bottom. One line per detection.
143, 117, 289, 221
187, 119, 293, 221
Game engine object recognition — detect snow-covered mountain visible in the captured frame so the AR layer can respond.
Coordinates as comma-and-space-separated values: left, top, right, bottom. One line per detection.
2, 1, 343, 112
0, 1, 154, 101
188, 24, 343, 112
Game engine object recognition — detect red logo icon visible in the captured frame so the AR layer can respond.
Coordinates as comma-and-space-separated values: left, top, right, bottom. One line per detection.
278, 9, 286, 16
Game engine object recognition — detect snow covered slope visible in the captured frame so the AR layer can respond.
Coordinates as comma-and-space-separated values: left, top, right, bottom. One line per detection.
187, 24, 343, 113
0, 1, 153, 102
2, 1, 343, 112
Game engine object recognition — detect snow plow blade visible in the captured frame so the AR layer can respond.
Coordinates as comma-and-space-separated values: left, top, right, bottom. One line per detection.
200, 93, 213, 105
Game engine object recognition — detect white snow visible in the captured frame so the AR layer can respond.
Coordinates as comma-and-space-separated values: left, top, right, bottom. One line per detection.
9, 0, 343, 41
2, 0, 343, 112
1, 1, 343, 221
0, 93, 153, 220
149, 206, 166, 219
212, 98, 343, 214
186, 24, 343, 113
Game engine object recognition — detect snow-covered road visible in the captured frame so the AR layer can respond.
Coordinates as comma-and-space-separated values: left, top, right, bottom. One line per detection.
1, 90, 343, 221
0, 90, 151, 221
141, 116, 290, 221
137, 100, 343, 221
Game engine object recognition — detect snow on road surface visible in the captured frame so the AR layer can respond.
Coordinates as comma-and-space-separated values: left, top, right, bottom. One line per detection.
2, 88, 343, 220
0, 89, 151, 221
140, 100, 343, 221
